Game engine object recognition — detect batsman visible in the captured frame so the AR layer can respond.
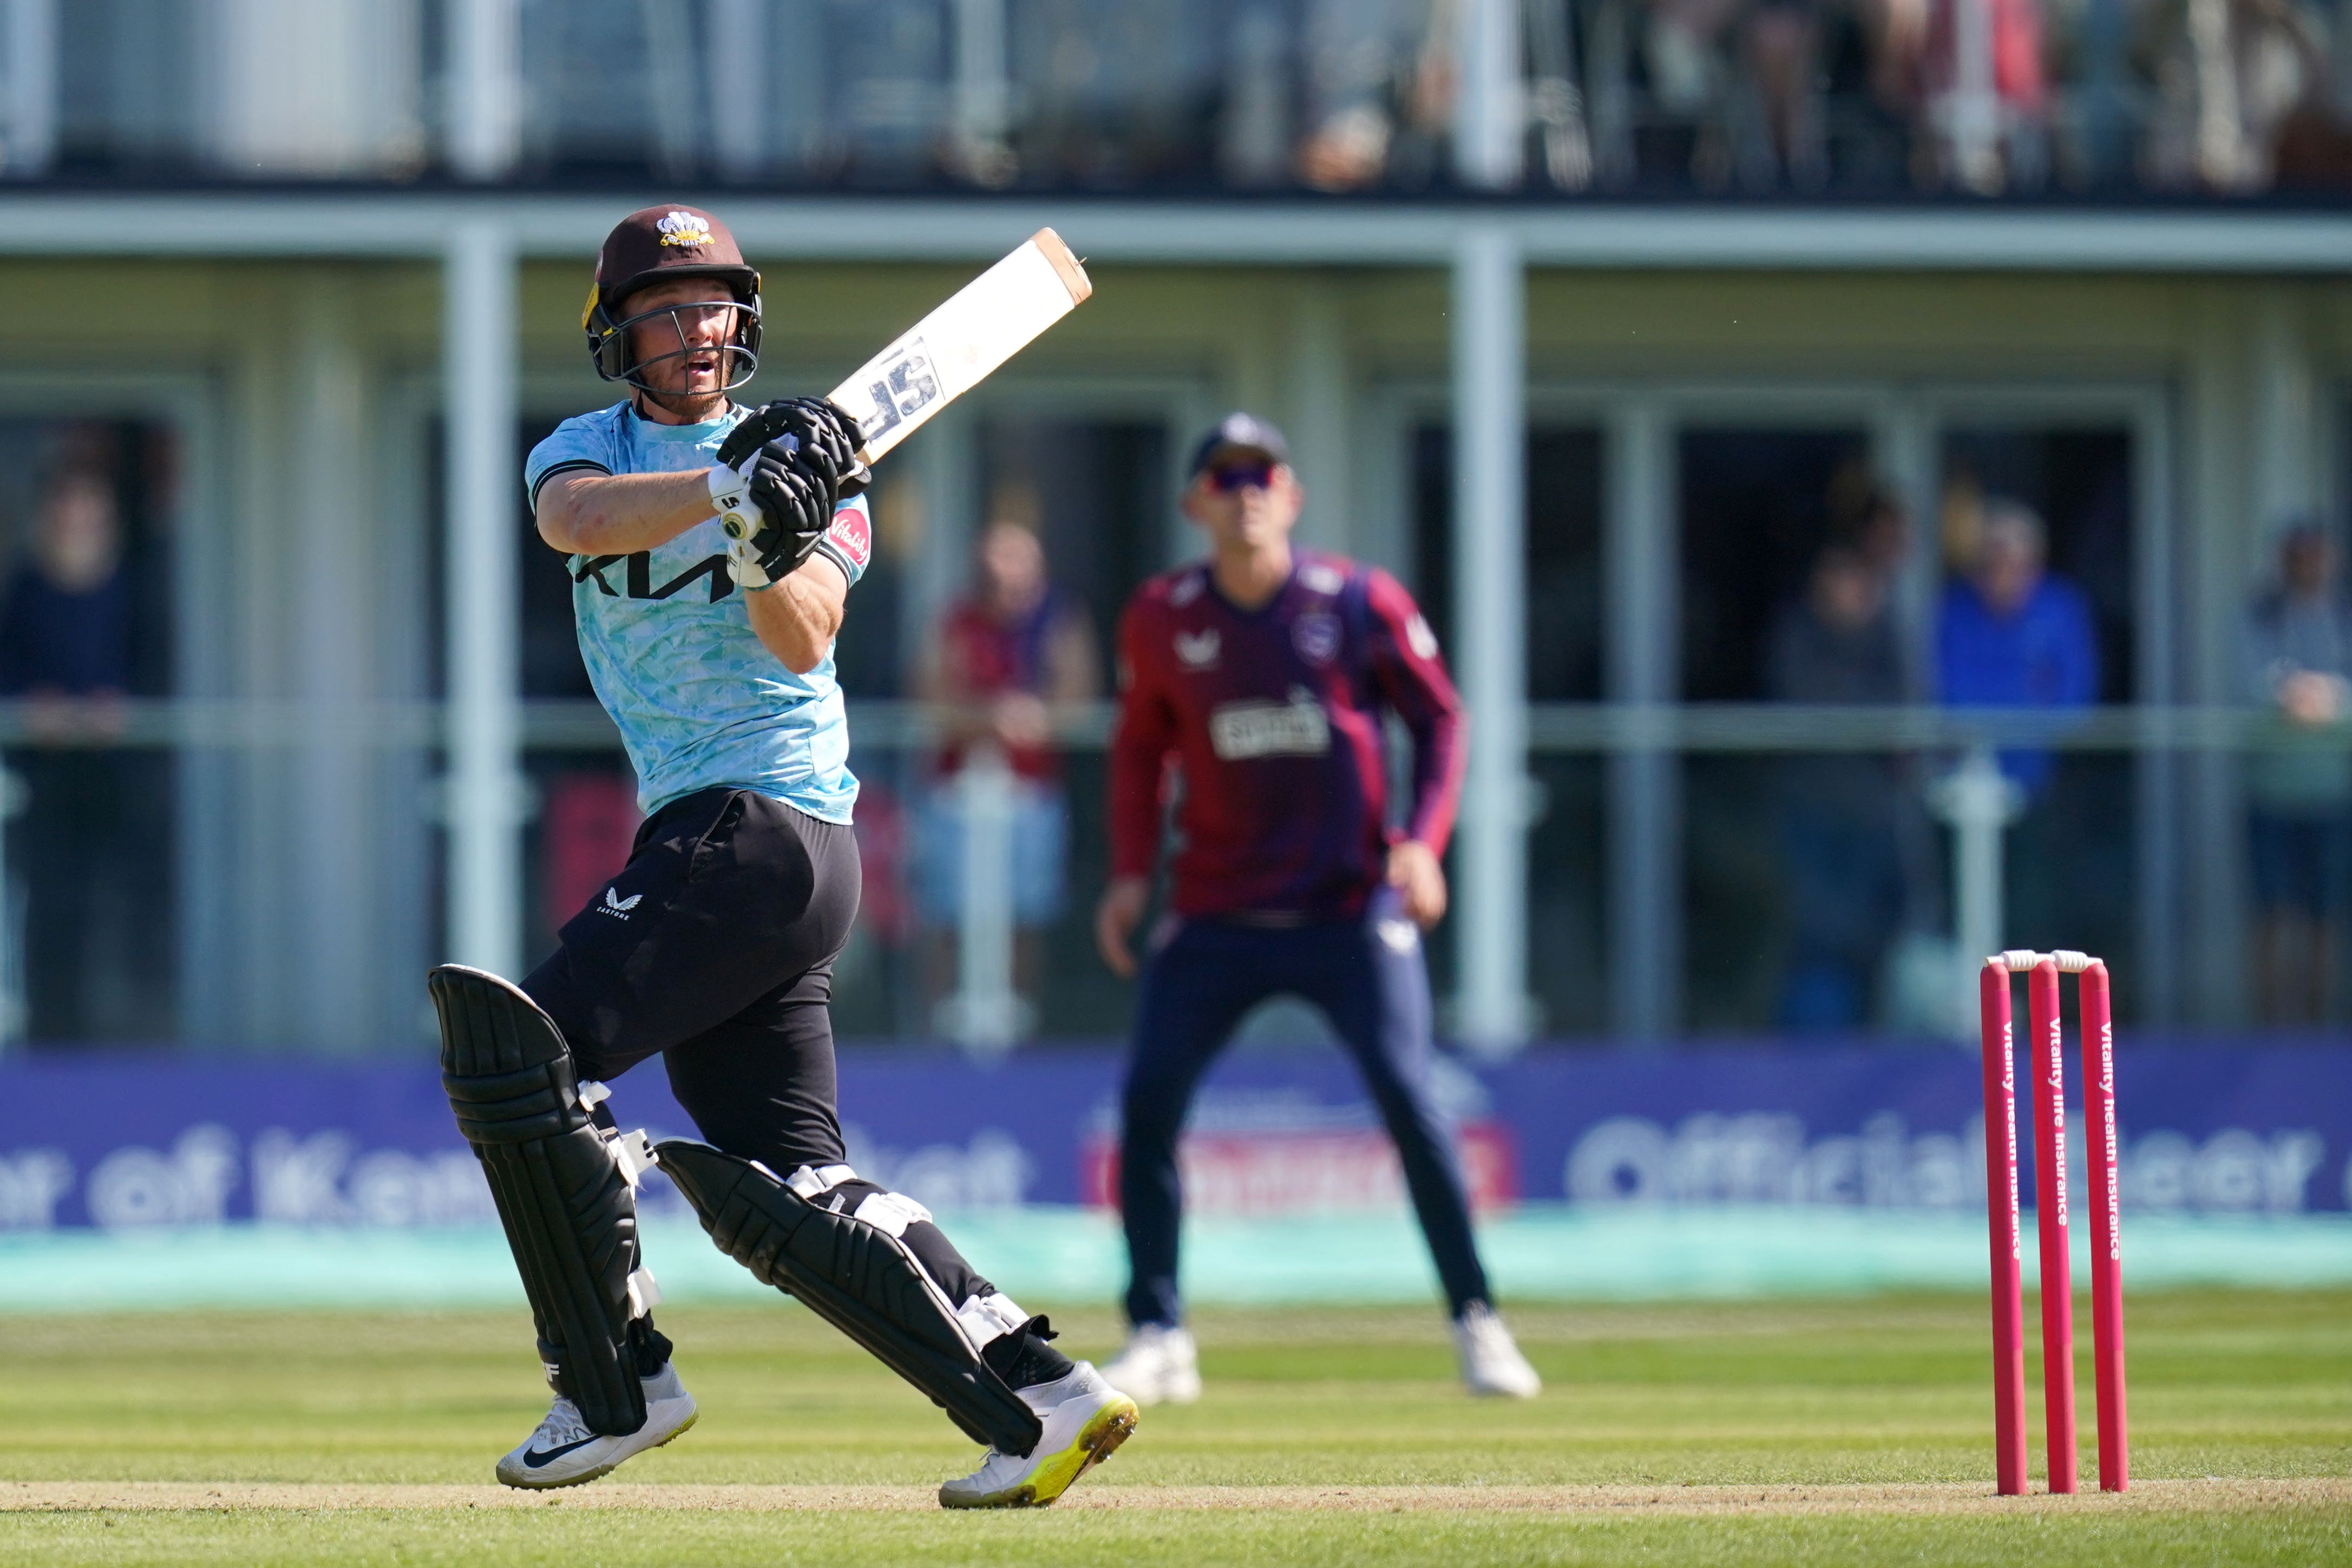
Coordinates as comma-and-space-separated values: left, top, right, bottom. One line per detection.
432, 203, 1135, 1506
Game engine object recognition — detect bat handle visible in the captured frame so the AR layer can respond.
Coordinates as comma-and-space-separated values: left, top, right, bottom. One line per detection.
708, 458, 764, 543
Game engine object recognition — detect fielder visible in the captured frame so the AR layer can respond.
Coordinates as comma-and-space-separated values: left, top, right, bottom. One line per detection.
1095, 414, 1541, 1403
433, 204, 1135, 1507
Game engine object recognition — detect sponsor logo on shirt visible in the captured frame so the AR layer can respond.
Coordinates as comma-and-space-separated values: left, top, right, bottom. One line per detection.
574, 551, 733, 603
1292, 611, 1340, 666
1175, 628, 1221, 670
1299, 562, 1345, 595
657, 209, 714, 248
1405, 613, 1440, 661
1209, 687, 1331, 760
596, 886, 643, 921
824, 502, 873, 574
1169, 570, 1206, 607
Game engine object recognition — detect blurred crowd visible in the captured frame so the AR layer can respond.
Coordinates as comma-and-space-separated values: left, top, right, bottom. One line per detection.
1556, 0, 2352, 195
0, 429, 170, 1046
27, 0, 2348, 198
1, 408, 2347, 1044
505, 0, 2352, 197
1755, 462, 2350, 1034
1757, 468, 2104, 1032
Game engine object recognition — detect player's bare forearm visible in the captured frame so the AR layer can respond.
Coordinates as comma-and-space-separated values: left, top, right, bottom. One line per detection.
746, 553, 848, 674
1386, 839, 1448, 928
536, 468, 717, 556
1095, 875, 1151, 979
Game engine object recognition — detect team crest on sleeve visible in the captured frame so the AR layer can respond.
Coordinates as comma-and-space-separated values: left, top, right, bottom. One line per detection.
1405, 613, 1440, 660
1174, 628, 1221, 670
1292, 611, 1340, 666
824, 503, 873, 573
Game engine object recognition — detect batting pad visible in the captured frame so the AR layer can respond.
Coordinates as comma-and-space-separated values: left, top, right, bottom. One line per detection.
657, 1139, 1044, 1457
431, 965, 652, 1439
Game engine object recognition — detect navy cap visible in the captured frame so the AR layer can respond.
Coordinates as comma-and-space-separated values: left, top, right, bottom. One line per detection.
1187, 412, 1290, 476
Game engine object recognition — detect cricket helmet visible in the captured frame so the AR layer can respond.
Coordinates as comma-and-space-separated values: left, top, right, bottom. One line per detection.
581, 204, 763, 392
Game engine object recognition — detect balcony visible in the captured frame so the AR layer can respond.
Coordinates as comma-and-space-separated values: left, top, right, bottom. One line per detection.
2, 0, 2348, 203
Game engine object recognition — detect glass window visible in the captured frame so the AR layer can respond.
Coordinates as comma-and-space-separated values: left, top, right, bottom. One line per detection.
1413, 421, 1604, 1032
54, 0, 201, 175
831, 416, 1167, 1041
0, 418, 180, 1045
1936, 425, 2139, 1005
1677, 427, 1894, 1033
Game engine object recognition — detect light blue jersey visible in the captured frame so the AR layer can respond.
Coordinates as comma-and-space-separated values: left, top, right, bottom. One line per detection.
525, 401, 874, 821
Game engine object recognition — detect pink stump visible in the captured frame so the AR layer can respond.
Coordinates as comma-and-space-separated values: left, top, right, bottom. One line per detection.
2028, 960, 2079, 1494
2079, 961, 2128, 1492
1979, 961, 2028, 1497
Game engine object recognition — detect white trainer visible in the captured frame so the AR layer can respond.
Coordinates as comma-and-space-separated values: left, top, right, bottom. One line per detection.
1455, 1303, 1542, 1398
938, 1363, 1140, 1510
494, 1361, 699, 1489
1098, 1322, 1201, 1406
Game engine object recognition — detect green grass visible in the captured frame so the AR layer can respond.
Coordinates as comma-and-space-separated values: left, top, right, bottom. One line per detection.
3, 1290, 2348, 1565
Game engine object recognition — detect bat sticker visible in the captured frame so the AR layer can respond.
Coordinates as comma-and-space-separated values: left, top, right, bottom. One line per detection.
859, 338, 940, 443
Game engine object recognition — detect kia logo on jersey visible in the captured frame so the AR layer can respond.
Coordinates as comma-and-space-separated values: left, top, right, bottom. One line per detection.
1175, 628, 1221, 669
1292, 612, 1340, 666
825, 502, 873, 573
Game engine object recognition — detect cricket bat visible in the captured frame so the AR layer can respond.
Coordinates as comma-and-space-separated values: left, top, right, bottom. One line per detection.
712, 228, 1091, 546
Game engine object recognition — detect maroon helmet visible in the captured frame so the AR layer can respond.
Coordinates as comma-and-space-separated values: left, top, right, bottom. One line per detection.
580, 204, 762, 393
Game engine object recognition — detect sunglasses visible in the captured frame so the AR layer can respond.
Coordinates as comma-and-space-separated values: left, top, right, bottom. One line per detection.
1206, 463, 1275, 493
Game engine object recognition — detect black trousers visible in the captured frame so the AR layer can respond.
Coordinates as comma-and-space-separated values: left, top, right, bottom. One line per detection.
522, 787, 1010, 1317
524, 786, 862, 1175
1120, 889, 1494, 1328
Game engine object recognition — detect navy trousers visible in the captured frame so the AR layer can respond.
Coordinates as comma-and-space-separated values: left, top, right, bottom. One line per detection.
1118, 890, 1494, 1327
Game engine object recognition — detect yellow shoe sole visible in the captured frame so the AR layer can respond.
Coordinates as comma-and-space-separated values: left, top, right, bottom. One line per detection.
941, 1396, 1139, 1510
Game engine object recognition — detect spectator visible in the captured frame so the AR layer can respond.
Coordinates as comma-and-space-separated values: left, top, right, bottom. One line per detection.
914, 517, 1099, 1031
1636, 0, 1745, 185
1936, 496, 2098, 797
1922, 0, 2048, 191
0, 468, 134, 1042
1742, 0, 1830, 187
1631, 0, 1842, 190
1214, 0, 1452, 193
1765, 540, 1913, 1027
1862, 0, 1932, 126
2240, 521, 2352, 1025
2143, 0, 2337, 192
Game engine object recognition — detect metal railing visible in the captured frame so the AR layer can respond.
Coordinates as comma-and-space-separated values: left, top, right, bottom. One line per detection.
0, 698, 2284, 752
0, 695, 2300, 1048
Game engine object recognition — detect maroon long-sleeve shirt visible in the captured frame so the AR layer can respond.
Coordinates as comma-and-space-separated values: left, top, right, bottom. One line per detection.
1108, 550, 1466, 922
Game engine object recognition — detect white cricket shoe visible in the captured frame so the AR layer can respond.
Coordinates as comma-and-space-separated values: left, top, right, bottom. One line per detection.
938, 1363, 1139, 1510
1097, 1322, 1201, 1406
495, 1361, 699, 1489
1455, 1303, 1542, 1399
